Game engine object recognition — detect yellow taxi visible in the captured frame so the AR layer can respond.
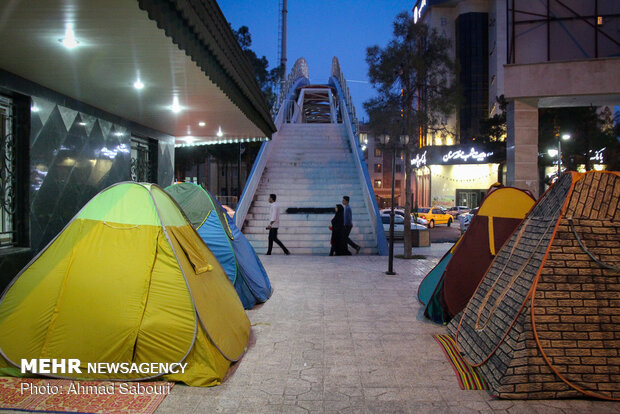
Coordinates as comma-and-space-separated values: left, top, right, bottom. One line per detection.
416, 207, 453, 228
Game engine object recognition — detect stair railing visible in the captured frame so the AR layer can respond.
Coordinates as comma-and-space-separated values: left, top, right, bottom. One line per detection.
235, 58, 310, 229
329, 57, 388, 255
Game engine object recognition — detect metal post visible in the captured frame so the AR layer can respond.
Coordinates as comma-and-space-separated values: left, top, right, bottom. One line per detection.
281, 0, 288, 78
557, 137, 562, 177
237, 142, 241, 208
386, 145, 396, 275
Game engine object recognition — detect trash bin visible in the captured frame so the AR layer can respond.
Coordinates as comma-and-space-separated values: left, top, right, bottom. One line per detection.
411, 228, 430, 247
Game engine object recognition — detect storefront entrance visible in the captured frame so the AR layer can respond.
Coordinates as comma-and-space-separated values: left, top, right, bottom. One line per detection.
455, 189, 487, 208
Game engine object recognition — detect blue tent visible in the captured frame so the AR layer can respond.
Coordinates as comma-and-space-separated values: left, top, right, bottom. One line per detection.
165, 183, 272, 309
416, 244, 457, 306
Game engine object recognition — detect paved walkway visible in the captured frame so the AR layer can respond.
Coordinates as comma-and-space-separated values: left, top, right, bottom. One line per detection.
156, 246, 620, 414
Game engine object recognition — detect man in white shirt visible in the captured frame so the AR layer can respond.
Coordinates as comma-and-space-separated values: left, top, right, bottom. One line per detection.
266, 193, 290, 255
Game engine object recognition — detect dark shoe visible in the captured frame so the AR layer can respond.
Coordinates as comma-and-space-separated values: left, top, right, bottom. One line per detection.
355, 246, 361, 254
285, 251, 290, 255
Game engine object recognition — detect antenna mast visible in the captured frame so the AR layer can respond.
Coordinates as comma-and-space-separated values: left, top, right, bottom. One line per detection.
277, 0, 288, 88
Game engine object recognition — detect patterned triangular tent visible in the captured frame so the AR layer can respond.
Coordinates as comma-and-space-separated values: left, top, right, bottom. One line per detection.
422, 184, 536, 324
0, 182, 250, 386
165, 183, 272, 309
452, 171, 619, 400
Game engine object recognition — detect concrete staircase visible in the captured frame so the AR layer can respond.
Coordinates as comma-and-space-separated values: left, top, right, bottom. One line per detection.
242, 123, 378, 255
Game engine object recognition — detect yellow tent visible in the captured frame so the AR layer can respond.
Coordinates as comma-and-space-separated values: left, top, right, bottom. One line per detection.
0, 182, 250, 386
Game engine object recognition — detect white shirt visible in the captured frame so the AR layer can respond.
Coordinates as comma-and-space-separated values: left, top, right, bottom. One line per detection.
269, 201, 281, 228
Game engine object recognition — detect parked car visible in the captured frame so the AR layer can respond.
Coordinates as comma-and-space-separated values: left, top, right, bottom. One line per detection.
381, 214, 426, 239
447, 206, 470, 217
457, 207, 479, 234
417, 207, 453, 228
379, 208, 428, 226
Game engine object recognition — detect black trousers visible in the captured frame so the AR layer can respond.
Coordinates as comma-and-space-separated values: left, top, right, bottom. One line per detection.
344, 225, 360, 250
267, 228, 289, 255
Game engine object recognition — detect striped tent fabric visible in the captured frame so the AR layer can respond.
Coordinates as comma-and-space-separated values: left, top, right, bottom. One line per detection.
432, 334, 489, 390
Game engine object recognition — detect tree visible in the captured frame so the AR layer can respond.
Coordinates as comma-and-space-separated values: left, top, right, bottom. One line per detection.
479, 95, 507, 143
233, 26, 284, 109
364, 12, 458, 257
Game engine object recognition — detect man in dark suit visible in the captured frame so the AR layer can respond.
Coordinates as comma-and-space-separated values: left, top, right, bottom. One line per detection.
342, 196, 361, 254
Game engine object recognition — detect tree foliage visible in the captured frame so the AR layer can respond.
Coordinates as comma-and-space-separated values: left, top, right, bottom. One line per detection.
233, 25, 284, 109
364, 12, 458, 256
364, 13, 458, 143
479, 95, 507, 143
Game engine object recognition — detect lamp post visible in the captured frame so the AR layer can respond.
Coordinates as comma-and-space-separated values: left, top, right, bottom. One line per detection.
548, 133, 571, 178
379, 131, 409, 275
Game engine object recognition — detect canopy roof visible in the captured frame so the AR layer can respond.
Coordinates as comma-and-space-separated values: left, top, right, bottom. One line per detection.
0, 0, 276, 145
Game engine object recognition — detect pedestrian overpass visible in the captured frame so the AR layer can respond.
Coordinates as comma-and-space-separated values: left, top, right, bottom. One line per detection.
235, 57, 387, 255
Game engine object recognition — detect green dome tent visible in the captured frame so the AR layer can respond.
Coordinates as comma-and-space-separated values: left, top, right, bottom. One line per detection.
165, 183, 272, 309
0, 182, 250, 386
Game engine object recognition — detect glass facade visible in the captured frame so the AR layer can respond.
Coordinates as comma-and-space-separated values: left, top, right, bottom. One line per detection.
456, 12, 489, 142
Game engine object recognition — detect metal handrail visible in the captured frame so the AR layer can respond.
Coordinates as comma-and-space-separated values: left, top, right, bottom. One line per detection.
329, 57, 388, 255
331, 57, 359, 135
272, 57, 309, 117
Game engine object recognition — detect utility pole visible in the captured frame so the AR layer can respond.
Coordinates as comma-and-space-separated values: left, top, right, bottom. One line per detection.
281, 0, 287, 75
277, 0, 288, 93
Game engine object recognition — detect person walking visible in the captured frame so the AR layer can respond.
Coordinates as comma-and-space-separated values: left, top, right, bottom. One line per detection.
342, 196, 361, 254
266, 193, 290, 255
329, 204, 351, 256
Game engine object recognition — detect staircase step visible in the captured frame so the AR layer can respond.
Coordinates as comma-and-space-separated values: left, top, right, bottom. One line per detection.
242, 121, 379, 254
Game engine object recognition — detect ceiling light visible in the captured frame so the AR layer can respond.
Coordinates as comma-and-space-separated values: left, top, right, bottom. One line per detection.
198, 121, 206, 127
216, 127, 223, 137
170, 97, 181, 113
79, 122, 87, 126
114, 132, 124, 137
31, 105, 40, 113
133, 79, 144, 90
60, 23, 79, 49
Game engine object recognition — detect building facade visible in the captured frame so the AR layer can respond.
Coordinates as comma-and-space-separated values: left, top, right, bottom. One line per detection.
413, 0, 620, 199
361, 124, 504, 209
0, 0, 275, 288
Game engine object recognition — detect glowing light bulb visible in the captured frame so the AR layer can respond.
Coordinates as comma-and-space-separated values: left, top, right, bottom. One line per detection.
60, 23, 79, 49
170, 97, 181, 113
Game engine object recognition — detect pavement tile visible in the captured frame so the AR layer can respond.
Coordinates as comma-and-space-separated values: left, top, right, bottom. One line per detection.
152, 249, 618, 414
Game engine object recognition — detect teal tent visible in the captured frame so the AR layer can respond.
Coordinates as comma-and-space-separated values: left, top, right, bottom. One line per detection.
165, 183, 272, 309
417, 242, 458, 306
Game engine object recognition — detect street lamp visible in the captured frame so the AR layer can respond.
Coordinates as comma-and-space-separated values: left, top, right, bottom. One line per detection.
379, 131, 409, 275
548, 133, 571, 177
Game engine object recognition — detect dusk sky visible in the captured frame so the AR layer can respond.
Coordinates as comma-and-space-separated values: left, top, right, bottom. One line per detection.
218, 1, 415, 121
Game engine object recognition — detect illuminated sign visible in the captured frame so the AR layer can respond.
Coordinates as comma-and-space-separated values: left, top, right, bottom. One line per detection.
589, 147, 605, 164
411, 151, 427, 168
442, 148, 494, 163
413, 0, 427, 24
410, 144, 503, 168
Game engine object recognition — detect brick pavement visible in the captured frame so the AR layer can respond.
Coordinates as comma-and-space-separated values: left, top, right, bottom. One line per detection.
153, 251, 620, 413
